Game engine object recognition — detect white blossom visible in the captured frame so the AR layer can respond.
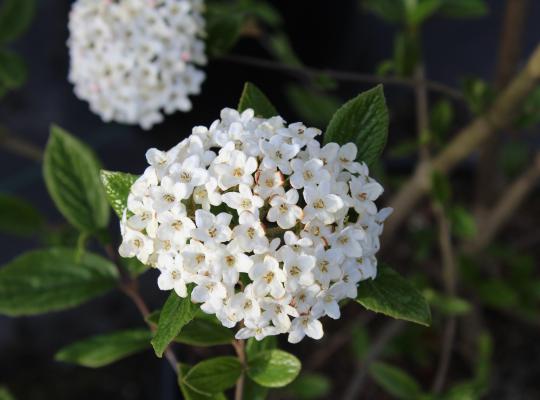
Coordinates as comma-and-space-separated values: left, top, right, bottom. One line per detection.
68, 0, 206, 129
119, 107, 391, 343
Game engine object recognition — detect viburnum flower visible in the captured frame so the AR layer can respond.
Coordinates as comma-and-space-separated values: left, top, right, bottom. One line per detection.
68, 0, 206, 129
119, 107, 392, 343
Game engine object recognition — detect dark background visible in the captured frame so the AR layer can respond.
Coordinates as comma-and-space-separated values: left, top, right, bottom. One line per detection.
1, 0, 540, 398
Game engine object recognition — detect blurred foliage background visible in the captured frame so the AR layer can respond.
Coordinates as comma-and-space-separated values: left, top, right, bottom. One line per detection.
1, 0, 540, 399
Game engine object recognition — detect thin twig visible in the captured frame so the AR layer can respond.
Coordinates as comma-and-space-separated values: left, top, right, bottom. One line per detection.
383, 43, 540, 244
233, 339, 246, 400
465, 152, 540, 254
475, 0, 530, 221
105, 244, 180, 374
342, 320, 405, 400
219, 54, 464, 101
431, 205, 458, 394
0, 125, 43, 162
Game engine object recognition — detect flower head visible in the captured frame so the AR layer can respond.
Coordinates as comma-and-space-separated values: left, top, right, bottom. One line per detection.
119, 107, 391, 343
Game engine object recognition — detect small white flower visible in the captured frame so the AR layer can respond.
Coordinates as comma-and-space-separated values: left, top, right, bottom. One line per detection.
303, 181, 344, 224
191, 210, 233, 244
249, 255, 286, 298
313, 245, 344, 288
192, 177, 222, 210
236, 318, 278, 341
156, 207, 195, 244
289, 158, 330, 189
330, 226, 366, 258
261, 296, 299, 332
192, 276, 228, 314
267, 189, 303, 229
260, 135, 300, 174
231, 212, 269, 254
222, 184, 264, 217
312, 285, 343, 319
254, 168, 285, 199
288, 314, 324, 343
284, 253, 316, 292
350, 177, 384, 215
119, 228, 154, 263
213, 150, 258, 190
277, 122, 321, 147
212, 244, 253, 285
337, 143, 362, 173
169, 155, 208, 198
150, 176, 186, 214
157, 254, 188, 297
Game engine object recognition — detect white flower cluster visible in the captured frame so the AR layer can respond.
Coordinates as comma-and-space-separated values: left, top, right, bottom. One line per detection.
119, 108, 392, 343
68, 0, 206, 129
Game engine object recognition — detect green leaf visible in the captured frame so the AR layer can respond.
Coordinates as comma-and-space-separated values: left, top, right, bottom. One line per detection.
369, 362, 422, 400
423, 289, 471, 316
206, 8, 243, 58
246, 336, 277, 361
44, 125, 110, 233
430, 99, 454, 142
281, 373, 331, 400
438, 0, 488, 18
0, 194, 43, 237
267, 32, 302, 67
100, 170, 138, 218
0, 248, 118, 316
460, 77, 494, 115
363, 0, 405, 23
0, 50, 27, 89
247, 349, 301, 388
0, 386, 14, 400
393, 31, 420, 76
430, 170, 451, 207
243, 378, 269, 400
120, 257, 148, 277
151, 291, 197, 357
407, 0, 441, 26
179, 364, 228, 400
0, 0, 35, 43
286, 85, 340, 127
356, 265, 432, 326
55, 329, 151, 368
183, 356, 242, 395
238, 82, 278, 118
449, 206, 477, 239
176, 318, 234, 346
323, 85, 389, 167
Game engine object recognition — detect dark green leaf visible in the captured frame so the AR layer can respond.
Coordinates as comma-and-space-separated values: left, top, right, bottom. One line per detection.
44, 125, 110, 233
183, 356, 242, 395
247, 350, 301, 388
55, 329, 151, 368
369, 361, 422, 400
356, 265, 432, 326
0, 248, 118, 316
267, 32, 302, 67
0, 194, 43, 237
393, 32, 419, 76
206, 9, 243, 57
430, 99, 454, 142
243, 378, 269, 400
286, 85, 340, 127
430, 170, 451, 207
324, 85, 389, 167
151, 291, 197, 357
281, 373, 331, 400
100, 170, 138, 218
516, 87, 540, 128
0, 386, 14, 400
363, 0, 405, 23
120, 257, 148, 277
246, 336, 277, 361
238, 82, 278, 118
407, 0, 441, 26
438, 0, 488, 18
243, 2, 282, 27
179, 364, 228, 400
460, 77, 493, 115
423, 289, 471, 316
0, 0, 35, 43
0, 50, 27, 89
449, 206, 477, 239
176, 318, 234, 346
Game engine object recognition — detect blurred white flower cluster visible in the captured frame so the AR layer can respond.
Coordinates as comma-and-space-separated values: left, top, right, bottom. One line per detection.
119, 108, 392, 343
68, 0, 206, 129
